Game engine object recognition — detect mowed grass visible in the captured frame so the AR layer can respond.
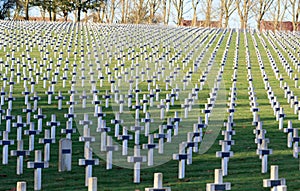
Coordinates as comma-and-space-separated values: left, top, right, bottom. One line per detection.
0, 23, 299, 191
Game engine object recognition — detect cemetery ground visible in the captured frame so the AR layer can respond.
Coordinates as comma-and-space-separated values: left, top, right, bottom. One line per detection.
0, 21, 299, 190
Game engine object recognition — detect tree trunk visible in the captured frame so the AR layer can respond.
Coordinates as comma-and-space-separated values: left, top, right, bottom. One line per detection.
240, 18, 245, 29
53, 11, 57, 21
219, 0, 224, 28
205, 0, 212, 27
224, 15, 229, 28
84, 12, 87, 23
149, 3, 154, 23
191, 0, 199, 27
163, 0, 167, 25
77, 7, 81, 22
25, 0, 29, 20
13, 4, 21, 20
126, 0, 130, 23
177, 10, 182, 26
110, 0, 116, 24
41, 8, 46, 21
177, 0, 183, 26
49, 9, 52, 21
274, 0, 279, 31
63, 11, 68, 22
257, 20, 261, 31
279, 0, 288, 30
296, 0, 300, 30
257, 16, 261, 30
111, 8, 115, 24
167, 0, 171, 24
97, 8, 101, 22
101, 7, 106, 23
192, 7, 197, 26
121, 0, 125, 23
136, 0, 141, 24
244, 16, 248, 29
291, 0, 297, 31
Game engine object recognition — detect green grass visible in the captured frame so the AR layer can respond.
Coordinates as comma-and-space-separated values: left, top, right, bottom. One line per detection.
0, 22, 300, 191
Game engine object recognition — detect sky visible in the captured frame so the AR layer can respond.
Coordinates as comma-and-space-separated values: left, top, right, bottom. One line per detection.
28, 7, 249, 29
26, 1, 293, 30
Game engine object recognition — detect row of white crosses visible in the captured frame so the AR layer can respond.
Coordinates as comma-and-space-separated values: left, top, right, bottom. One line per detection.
263, 35, 298, 112
206, 30, 240, 191
30, 166, 170, 191
252, 32, 286, 129
283, 33, 300, 72
274, 31, 300, 77
249, 31, 289, 190
286, 31, 300, 53
247, 31, 274, 174
268, 30, 300, 76
253, 31, 300, 161
172, 29, 233, 181
173, 26, 231, 190
216, 29, 238, 177
258, 31, 300, 122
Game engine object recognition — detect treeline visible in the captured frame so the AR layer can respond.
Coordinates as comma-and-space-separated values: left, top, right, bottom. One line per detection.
0, 0, 299, 30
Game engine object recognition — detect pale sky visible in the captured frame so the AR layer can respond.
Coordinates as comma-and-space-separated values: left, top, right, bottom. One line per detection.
26, 1, 292, 29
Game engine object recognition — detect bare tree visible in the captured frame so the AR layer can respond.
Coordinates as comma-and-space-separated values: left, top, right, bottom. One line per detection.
23, 0, 30, 20
191, 0, 200, 26
289, 0, 300, 30
220, 0, 236, 28
172, 0, 184, 25
162, 0, 171, 25
235, 0, 255, 29
101, 1, 107, 23
149, 0, 160, 23
296, 0, 300, 30
129, 0, 149, 24
13, 0, 23, 20
121, 0, 126, 23
108, 0, 120, 23
205, 0, 213, 27
255, 0, 273, 30
220, 0, 225, 27
272, 0, 288, 30
162, 0, 167, 24
0, 0, 16, 20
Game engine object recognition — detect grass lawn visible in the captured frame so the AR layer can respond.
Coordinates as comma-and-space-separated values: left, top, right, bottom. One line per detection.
0, 22, 299, 190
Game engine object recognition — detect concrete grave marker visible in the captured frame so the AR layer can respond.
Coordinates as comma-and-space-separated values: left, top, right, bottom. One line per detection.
58, 138, 72, 172
145, 173, 171, 191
